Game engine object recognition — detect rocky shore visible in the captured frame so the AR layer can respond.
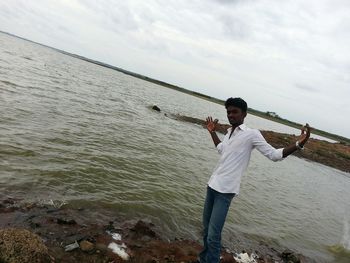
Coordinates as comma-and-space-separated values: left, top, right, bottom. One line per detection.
165, 111, 350, 173
0, 197, 315, 263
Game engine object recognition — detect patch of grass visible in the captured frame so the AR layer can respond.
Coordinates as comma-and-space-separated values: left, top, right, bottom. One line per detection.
336, 152, 350, 160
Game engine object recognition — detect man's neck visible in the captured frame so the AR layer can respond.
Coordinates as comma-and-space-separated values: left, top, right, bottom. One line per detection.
229, 122, 243, 138
231, 122, 243, 130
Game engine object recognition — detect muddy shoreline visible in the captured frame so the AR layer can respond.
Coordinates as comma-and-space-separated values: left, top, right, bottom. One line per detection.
0, 197, 316, 263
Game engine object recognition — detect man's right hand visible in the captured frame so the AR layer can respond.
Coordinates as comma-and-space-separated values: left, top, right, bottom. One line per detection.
206, 116, 218, 133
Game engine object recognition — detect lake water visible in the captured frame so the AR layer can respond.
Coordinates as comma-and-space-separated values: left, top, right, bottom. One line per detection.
0, 32, 349, 262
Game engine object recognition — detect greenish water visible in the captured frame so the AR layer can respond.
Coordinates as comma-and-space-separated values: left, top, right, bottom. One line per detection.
0, 32, 349, 262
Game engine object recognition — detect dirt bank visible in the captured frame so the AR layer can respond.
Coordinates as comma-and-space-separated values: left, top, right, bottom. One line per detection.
169, 113, 350, 173
0, 198, 315, 263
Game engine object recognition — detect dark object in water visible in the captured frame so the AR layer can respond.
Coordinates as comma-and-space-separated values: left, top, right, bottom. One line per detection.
152, 105, 161, 112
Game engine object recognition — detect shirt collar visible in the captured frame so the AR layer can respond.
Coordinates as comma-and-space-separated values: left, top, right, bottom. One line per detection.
238, 123, 247, 131
227, 123, 247, 133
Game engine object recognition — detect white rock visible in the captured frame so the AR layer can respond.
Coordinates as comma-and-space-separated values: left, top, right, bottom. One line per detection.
108, 242, 129, 260
112, 233, 122, 241
233, 252, 257, 263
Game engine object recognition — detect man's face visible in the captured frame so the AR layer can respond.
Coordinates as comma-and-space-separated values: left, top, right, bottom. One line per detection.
226, 106, 246, 126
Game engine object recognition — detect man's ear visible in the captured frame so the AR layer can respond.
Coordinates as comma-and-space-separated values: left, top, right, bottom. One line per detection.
243, 112, 247, 118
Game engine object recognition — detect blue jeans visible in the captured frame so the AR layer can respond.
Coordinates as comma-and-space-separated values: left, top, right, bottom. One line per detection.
199, 186, 235, 263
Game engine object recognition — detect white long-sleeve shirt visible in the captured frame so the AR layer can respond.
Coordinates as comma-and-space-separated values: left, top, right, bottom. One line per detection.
208, 124, 284, 194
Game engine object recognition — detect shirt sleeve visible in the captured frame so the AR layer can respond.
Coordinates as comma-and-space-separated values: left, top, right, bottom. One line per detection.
216, 142, 223, 155
252, 130, 284, 161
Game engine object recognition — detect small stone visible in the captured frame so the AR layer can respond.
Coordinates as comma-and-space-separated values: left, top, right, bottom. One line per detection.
95, 243, 108, 252
29, 222, 41, 229
131, 220, 157, 238
64, 234, 87, 245
79, 240, 94, 252
141, 235, 151, 242
65, 241, 79, 252
46, 208, 60, 213
56, 218, 77, 225
281, 249, 301, 263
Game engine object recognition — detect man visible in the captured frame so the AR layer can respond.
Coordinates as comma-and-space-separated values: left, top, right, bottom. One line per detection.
199, 97, 311, 263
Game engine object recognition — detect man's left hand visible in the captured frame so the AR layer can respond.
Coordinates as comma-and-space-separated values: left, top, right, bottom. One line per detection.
298, 123, 311, 147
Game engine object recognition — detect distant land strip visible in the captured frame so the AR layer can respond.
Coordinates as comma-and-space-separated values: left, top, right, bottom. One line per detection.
1, 31, 349, 144
163, 111, 350, 173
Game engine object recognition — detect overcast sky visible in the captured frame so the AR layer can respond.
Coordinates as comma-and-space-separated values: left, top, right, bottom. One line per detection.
0, 0, 349, 137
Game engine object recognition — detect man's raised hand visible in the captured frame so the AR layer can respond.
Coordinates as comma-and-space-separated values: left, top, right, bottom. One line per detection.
298, 123, 311, 147
206, 116, 218, 133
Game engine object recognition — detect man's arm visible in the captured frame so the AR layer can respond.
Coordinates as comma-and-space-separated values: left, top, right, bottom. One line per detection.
206, 116, 221, 147
282, 124, 311, 158
253, 123, 311, 161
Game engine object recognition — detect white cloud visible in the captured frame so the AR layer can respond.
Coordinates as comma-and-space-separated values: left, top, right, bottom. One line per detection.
0, 0, 349, 137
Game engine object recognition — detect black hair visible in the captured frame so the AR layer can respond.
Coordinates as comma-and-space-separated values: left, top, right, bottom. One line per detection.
225, 97, 247, 112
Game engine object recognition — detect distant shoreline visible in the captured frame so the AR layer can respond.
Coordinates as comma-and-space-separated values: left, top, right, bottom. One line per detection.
1, 30, 349, 144
165, 112, 350, 173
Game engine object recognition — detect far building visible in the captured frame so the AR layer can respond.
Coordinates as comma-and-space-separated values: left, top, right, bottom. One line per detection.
266, 111, 279, 118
